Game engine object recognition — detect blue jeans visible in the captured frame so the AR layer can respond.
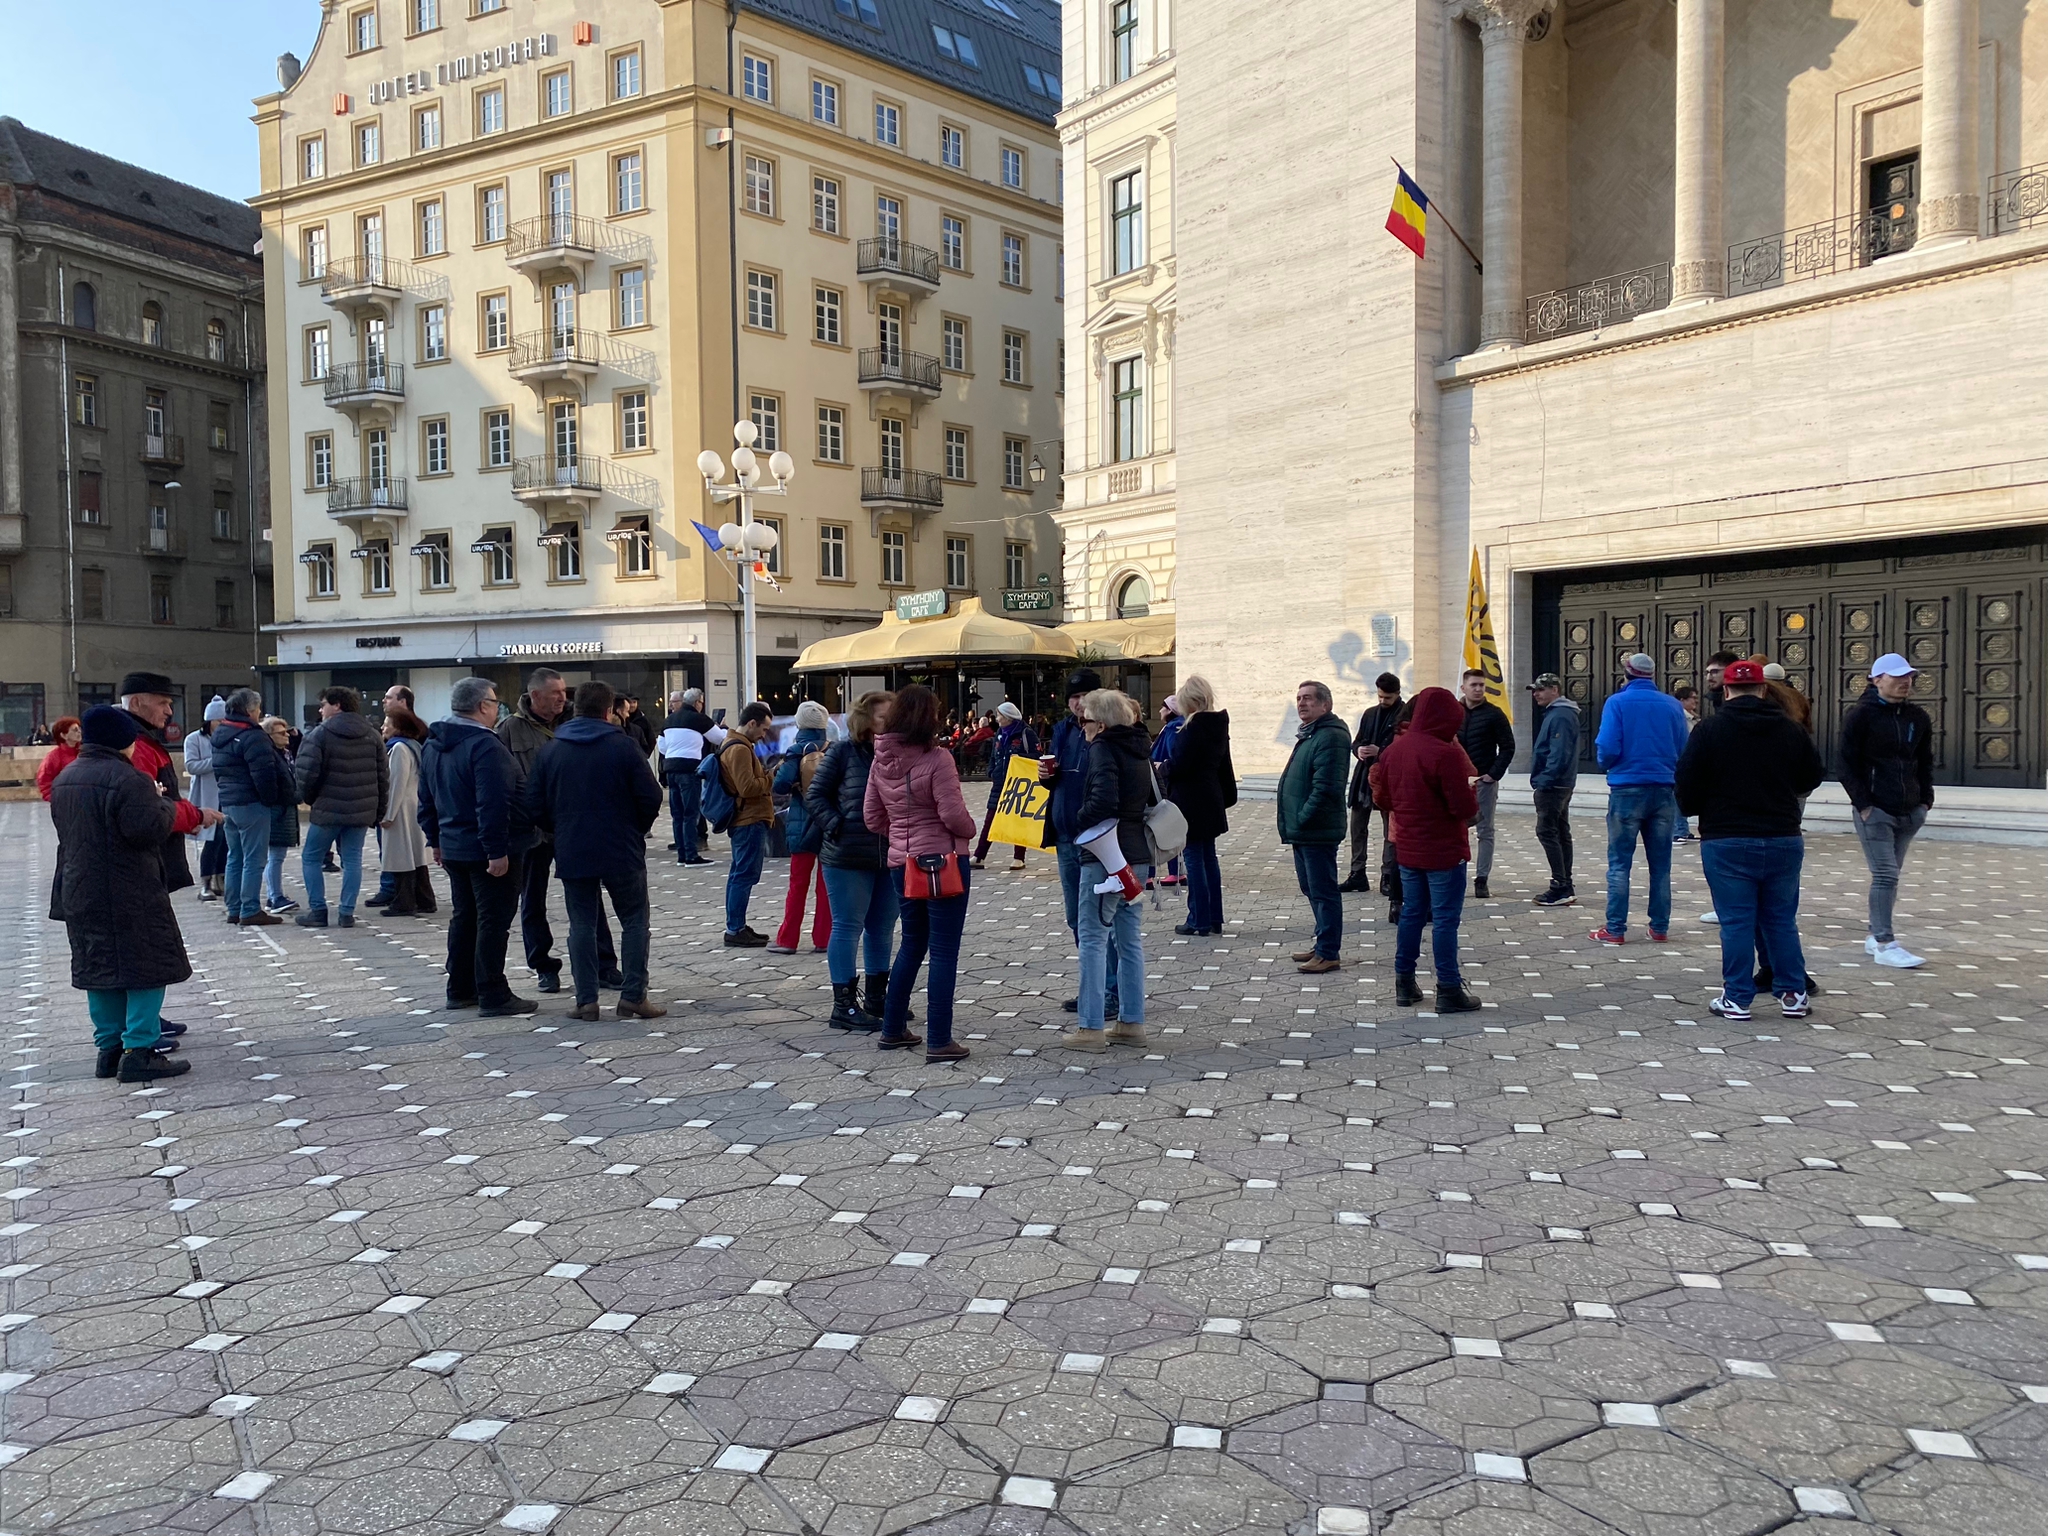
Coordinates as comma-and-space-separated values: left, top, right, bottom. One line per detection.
885, 863, 970, 1047
1057, 839, 1117, 1008
821, 863, 899, 984
1077, 870, 1145, 1031
1396, 864, 1468, 989
725, 821, 767, 934
87, 987, 167, 1051
1293, 842, 1343, 960
222, 802, 271, 918
668, 766, 702, 861
1701, 837, 1807, 1010
264, 846, 289, 908
1183, 839, 1223, 930
564, 867, 650, 1005
1603, 784, 1676, 937
303, 823, 367, 916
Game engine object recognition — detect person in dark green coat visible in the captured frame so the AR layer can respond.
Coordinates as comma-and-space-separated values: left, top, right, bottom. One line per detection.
1278, 680, 1354, 972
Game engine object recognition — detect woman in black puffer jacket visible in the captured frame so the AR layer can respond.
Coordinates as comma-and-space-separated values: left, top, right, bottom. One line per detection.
805, 691, 899, 1031
1059, 690, 1152, 1054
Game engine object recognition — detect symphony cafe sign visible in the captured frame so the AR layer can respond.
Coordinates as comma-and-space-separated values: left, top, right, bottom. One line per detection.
365, 33, 558, 106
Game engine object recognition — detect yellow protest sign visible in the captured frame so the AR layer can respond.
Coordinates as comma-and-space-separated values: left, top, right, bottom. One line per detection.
986, 757, 1052, 849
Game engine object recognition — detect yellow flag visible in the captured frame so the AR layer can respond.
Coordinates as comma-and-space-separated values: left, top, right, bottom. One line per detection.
1464, 548, 1511, 722
986, 757, 1054, 849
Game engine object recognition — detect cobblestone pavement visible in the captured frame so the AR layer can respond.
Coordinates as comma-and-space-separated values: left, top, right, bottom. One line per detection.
1, 801, 2044, 1536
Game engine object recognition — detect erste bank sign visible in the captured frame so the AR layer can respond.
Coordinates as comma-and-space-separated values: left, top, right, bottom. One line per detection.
366, 34, 558, 105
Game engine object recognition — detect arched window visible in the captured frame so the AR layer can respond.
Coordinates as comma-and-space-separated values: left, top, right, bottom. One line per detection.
71, 282, 96, 331
206, 319, 227, 362
142, 301, 165, 347
1114, 573, 1151, 620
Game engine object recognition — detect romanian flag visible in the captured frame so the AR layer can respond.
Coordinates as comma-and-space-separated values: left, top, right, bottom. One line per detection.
1463, 548, 1510, 721
1386, 164, 1428, 260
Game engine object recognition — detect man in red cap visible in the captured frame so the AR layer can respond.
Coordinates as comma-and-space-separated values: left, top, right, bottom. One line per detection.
1675, 659, 1825, 1021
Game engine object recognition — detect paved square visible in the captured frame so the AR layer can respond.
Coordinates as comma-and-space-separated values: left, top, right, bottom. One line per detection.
1, 803, 2043, 1534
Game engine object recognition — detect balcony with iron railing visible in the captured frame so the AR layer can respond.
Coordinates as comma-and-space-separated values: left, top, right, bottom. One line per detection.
505, 329, 656, 396
860, 466, 944, 510
510, 454, 659, 516
1524, 263, 1672, 343
857, 236, 942, 294
139, 432, 184, 467
326, 477, 408, 522
1988, 161, 2048, 235
322, 361, 406, 416
504, 214, 652, 288
1727, 206, 1917, 297
319, 254, 449, 317
857, 347, 943, 397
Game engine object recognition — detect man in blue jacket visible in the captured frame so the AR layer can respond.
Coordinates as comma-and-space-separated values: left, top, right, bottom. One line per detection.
419, 677, 534, 1017
1591, 653, 1689, 944
526, 681, 666, 1022
1041, 668, 1115, 1018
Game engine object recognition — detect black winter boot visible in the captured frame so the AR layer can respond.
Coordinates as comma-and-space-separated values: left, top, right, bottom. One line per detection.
118, 1049, 190, 1083
1394, 973, 1424, 1007
865, 973, 910, 1023
1434, 982, 1482, 1014
95, 1047, 120, 1080
830, 981, 881, 1033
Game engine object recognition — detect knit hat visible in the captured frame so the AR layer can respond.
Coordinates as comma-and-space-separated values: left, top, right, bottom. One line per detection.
80, 706, 139, 751
203, 695, 228, 722
996, 701, 1022, 721
1065, 669, 1101, 698
1623, 653, 1656, 679
793, 700, 830, 729
1761, 662, 1787, 682
117, 671, 175, 699
1162, 695, 1181, 717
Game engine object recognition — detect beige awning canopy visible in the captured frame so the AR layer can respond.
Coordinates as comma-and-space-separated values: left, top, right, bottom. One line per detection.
1056, 613, 1176, 661
793, 596, 1078, 671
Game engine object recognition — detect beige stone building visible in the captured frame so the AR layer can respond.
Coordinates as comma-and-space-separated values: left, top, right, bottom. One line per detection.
253, 0, 1064, 723
1166, 0, 2048, 790
1056, 0, 1176, 680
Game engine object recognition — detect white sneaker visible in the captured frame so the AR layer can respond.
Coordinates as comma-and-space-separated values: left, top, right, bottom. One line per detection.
1873, 942, 1924, 969
1779, 991, 1810, 1018
1864, 935, 1882, 957
1700, 911, 1719, 925
1709, 994, 1751, 1021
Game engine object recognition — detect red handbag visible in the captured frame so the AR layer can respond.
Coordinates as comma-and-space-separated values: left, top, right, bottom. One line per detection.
906, 852, 966, 900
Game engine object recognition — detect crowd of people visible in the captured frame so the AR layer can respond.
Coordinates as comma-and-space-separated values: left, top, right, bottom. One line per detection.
39, 642, 1940, 1081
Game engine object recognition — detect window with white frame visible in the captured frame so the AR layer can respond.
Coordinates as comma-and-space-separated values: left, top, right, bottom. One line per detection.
418, 198, 445, 255
479, 184, 507, 242
477, 86, 505, 134
309, 432, 334, 488
301, 135, 326, 181
749, 393, 781, 452
612, 48, 641, 99
614, 151, 643, 213
1111, 357, 1143, 462
619, 390, 649, 451
819, 522, 847, 579
942, 316, 966, 371
304, 225, 328, 277
485, 408, 513, 468
357, 120, 381, 166
813, 174, 841, 234
1005, 540, 1027, 588
419, 531, 452, 588
1003, 435, 1027, 489
481, 525, 516, 582
413, 0, 440, 29
879, 416, 905, 474
746, 270, 777, 330
742, 53, 773, 103
616, 266, 647, 327
743, 155, 774, 216
946, 536, 970, 589
482, 292, 509, 350
544, 69, 571, 117
874, 100, 899, 146
1111, 170, 1143, 274
816, 405, 844, 462
351, 7, 378, 51
876, 194, 901, 241
812, 78, 839, 125
1002, 232, 1025, 286
364, 538, 394, 594
306, 324, 331, 381
944, 428, 968, 481
421, 303, 446, 361
1111, 0, 1137, 82
1001, 145, 1024, 189
415, 103, 441, 150
940, 124, 964, 169
940, 214, 965, 270
308, 541, 337, 596
423, 417, 449, 475
618, 517, 653, 576
881, 528, 906, 584
755, 516, 783, 574
549, 524, 583, 581
1002, 330, 1025, 384
814, 285, 841, 345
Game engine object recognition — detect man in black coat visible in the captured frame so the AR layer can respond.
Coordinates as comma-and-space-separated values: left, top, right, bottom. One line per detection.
293, 686, 389, 928
1456, 670, 1516, 900
1676, 660, 1826, 1022
525, 682, 667, 1022
1341, 673, 1402, 896
1838, 654, 1937, 969
116, 670, 201, 893
49, 708, 213, 1083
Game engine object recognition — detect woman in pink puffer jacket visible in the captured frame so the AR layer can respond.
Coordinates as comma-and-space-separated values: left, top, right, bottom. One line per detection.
863, 684, 977, 1062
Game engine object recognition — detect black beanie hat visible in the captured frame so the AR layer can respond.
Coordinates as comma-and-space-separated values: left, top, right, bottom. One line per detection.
1065, 669, 1101, 698
81, 706, 139, 751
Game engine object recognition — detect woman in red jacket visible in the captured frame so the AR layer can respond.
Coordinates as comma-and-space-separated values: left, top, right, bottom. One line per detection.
36, 717, 83, 802
1374, 687, 1481, 1014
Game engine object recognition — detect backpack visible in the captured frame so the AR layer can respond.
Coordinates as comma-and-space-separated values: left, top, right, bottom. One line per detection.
798, 744, 823, 797
698, 747, 739, 834
1143, 763, 1189, 864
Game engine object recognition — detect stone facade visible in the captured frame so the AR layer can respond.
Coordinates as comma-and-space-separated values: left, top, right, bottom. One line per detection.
255, 0, 1065, 722
0, 119, 270, 741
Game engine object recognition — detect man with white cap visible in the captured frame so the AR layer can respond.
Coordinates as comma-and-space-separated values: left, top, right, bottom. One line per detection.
971, 701, 1036, 870
1839, 653, 1935, 968
1590, 653, 1689, 945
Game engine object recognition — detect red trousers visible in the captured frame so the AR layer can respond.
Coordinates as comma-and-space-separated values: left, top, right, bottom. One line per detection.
774, 852, 832, 950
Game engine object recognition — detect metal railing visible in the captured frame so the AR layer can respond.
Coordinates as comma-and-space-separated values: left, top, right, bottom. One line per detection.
504, 214, 651, 263
319, 253, 448, 300
326, 477, 408, 515
1988, 162, 2048, 235
322, 361, 406, 403
857, 347, 942, 392
857, 236, 942, 287
1525, 262, 1670, 341
860, 467, 943, 508
1727, 207, 1916, 296
509, 329, 599, 372
510, 454, 659, 507
138, 433, 184, 465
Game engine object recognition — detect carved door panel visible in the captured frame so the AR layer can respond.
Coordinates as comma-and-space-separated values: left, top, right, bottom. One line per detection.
1607, 610, 1649, 695
1560, 612, 1599, 765
1660, 605, 1703, 700
1895, 589, 1956, 780
1771, 598, 1820, 746
1706, 600, 1760, 669
1960, 586, 2031, 787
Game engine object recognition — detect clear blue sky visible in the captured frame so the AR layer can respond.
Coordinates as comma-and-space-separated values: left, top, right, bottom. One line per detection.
0, 0, 324, 202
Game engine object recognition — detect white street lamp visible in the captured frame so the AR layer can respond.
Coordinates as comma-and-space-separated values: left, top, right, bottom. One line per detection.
697, 419, 795, 704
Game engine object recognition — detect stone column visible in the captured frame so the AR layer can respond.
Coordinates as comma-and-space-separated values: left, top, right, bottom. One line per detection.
1477, 2, 1547, 348
1918, 0, 1981, 243
0, 226, 23, 551
1671, 0, 1726, 303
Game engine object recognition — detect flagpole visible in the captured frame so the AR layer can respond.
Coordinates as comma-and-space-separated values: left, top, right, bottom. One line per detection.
1391, 157, 1482, 274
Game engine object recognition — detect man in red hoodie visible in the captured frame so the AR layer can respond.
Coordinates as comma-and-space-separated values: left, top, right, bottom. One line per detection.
1373, 686, 1481, 1013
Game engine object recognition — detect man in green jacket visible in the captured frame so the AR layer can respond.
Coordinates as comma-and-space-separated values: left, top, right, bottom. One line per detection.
1279, 679, 1353, 973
